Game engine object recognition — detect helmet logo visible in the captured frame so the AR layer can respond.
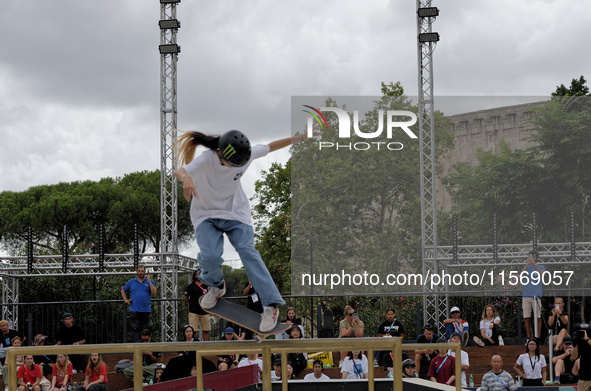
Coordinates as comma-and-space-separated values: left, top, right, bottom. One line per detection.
222, 144, 237, 160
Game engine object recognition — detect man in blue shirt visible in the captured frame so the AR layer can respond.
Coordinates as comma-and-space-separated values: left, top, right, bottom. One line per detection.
522, 249, 545, 339
121, 265, 157, 342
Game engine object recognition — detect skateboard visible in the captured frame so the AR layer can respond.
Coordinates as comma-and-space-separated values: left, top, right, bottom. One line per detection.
200, 297, 291, 342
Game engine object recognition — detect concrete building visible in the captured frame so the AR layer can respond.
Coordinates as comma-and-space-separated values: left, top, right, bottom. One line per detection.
438, 101, 545, 211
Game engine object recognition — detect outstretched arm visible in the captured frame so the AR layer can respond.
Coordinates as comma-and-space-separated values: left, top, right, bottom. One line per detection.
268, 130, 322, 153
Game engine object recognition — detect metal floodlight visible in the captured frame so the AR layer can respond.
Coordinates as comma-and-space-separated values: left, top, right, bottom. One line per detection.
418, 7, 439, 18
159, 19, 181, 29
159, 44, 181, 54
418, 32, 440, 43
160, 0, 180, 4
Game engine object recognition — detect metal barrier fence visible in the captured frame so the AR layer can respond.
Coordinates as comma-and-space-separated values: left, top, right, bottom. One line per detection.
5, 339, 463, 391
4, 293, 588, 344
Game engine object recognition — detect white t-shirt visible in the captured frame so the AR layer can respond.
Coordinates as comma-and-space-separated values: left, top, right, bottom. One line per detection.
238, 357, 263, 381
303, 373, 330, 380
341, 355, 368, 379
516, 353, 546, 379
238, 357, 263, 372
480, 316, 501, 338
448, 349, 470, 387
183, 144, 270, 228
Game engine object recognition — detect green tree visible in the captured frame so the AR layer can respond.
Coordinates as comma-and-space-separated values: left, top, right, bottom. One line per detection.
289, 82, 453, 294
552, 75, 590, 97
0, 170, 193, 255
528, 94, 591, 240
444, 139, 543, 244
251, 160, 292, 294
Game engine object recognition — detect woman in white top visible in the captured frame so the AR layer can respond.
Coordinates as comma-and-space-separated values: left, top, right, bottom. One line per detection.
473, 305, 504, 346
341, 351, 368, 379
514, 338, 547, 386
174, 130, 316, 332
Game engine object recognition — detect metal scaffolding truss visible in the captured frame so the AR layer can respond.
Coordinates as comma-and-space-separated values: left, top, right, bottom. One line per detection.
0, 254, 197, 275
437, 242, 591, 267
415, 2, 591, 335
416, 0, 441, 330
0, 254, 198, 326
159, 0, 182, 342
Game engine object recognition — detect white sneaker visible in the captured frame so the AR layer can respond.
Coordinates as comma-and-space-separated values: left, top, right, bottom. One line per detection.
260, 305, 279, 332
200, 282, 226, 309
498, 336, 504, 346
473, 336, 485, 347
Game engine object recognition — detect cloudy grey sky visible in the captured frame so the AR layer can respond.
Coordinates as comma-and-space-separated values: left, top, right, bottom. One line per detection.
1, 0, 589, 258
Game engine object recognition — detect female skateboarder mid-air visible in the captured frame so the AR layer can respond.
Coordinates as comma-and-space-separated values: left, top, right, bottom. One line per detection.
174, 129, 315, 332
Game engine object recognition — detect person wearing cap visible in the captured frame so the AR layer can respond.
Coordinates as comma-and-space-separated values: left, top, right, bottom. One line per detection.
152, 363, 165, 384
443, 306, 469, 345
121, 265, 157, 342
447, 332, 470, 387
223, 327, 241, 341
271, 361, 295, 380
123, 329, 161, 383
174, 129, 320, 333
271, 358, 283, 381
427, 337, 456, 386
184, 268, 211, 341
304, 360, 330, 380
218, 327, 240, 370
32, 334, 55, 379
402, 358, 418, 378
553, 336, 578, 384
55, 313, 85, 371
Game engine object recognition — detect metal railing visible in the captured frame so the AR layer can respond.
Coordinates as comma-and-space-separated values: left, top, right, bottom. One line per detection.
7, 293, 584, 345
5, 339, 462, 391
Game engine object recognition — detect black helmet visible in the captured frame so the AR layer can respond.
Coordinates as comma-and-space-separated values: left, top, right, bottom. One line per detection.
218, 130, 251, 167
402, 359, 416, 369
154, 363, 166, 370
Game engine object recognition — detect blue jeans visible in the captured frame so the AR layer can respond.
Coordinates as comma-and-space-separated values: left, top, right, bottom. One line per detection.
196, 218, 285, 307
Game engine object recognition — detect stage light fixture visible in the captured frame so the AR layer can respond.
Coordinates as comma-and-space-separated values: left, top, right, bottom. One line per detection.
418, 7, 439, 18
159, 44, 181, 54
159, 19, 181, 29
418, 32, 440, 43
